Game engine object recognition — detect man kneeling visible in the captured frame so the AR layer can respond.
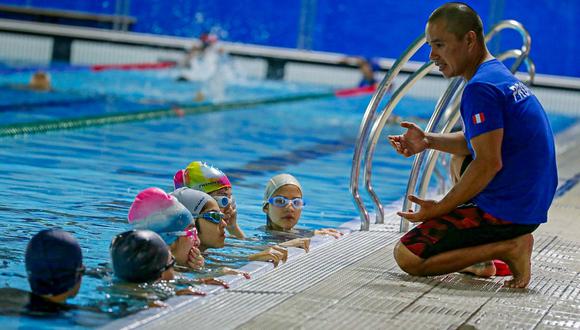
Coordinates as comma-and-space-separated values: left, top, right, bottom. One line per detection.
388, 3, 557, 288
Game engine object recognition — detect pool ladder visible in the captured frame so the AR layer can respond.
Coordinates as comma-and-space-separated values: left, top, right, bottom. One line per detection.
350, 20, 535, 231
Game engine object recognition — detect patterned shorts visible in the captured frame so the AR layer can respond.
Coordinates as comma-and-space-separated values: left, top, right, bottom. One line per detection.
400, 204, 539, 259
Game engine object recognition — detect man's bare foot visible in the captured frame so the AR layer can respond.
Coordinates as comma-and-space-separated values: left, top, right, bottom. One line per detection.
461, 261, 496, 277
503, 234, 534, 288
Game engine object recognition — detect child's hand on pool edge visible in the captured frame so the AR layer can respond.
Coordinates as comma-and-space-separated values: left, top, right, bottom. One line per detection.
176, 286, 206, 296
280, 238, 311, 252
313, 228, 343, 239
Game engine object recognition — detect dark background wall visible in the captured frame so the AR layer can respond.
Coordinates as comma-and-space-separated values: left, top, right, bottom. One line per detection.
1, 0, 578, 78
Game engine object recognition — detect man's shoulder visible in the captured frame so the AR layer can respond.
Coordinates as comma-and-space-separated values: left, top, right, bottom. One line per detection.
472, 59, 512, 79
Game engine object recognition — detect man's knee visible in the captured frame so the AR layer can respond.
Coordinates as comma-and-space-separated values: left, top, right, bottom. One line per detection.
394, 241, 424, 276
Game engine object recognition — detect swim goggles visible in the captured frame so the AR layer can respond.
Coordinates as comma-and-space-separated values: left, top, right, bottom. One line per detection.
198, 211, 225, 224
212, 195, 235, 208
166, 227, 198, 242
268, 196, 305, 209
160, 255, 176, 273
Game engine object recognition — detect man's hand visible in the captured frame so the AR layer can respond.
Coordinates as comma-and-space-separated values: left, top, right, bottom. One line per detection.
388, 122, 429, 157
397, 195, 442, 222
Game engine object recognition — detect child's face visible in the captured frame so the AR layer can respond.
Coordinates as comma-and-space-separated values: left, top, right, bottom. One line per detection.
197, 200, 226, 249
264, 184, 302, 231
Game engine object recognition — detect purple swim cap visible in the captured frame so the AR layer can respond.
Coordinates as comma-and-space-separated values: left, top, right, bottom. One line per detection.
173, 169, 185, 190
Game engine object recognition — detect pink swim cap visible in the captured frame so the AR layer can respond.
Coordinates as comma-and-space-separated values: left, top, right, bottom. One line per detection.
173, 169, 185, 190
177, 161, 231, 193
128, 187, 193, 244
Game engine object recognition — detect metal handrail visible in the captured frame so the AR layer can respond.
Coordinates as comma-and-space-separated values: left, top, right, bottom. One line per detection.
363, 61, 435, 225
485, 20, 531, 72
349, 34, 426, 230
398, 78, 464, 231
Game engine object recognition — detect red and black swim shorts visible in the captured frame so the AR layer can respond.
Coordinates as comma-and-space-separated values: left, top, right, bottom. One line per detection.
400, 203, 539, 259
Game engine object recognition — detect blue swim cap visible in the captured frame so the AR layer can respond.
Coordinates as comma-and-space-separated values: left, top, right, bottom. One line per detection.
110, 230, 171, 283
25, 229, 83, 296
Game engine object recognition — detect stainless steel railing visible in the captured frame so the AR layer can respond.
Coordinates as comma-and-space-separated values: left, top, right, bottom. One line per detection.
349, 34, 427, 230
349, 20, 535, 231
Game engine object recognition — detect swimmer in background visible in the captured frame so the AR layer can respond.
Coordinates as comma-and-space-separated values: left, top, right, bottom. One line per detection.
182, 32, 219, 69
340, 56, 381, 88
172, 187, 288, 267
262, 174, 343, 241
0, 229, 88, 317
6, 70, 53, 92
174, 161, 245, 239
177, 32, 232, 102
28, 71, 52, 91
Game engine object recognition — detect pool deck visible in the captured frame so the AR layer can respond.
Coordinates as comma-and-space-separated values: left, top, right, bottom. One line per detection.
105, 124, 580, 330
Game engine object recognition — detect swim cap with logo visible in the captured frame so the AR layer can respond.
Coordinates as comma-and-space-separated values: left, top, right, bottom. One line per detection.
180, 161, 231, 193
170, 187, 212, 216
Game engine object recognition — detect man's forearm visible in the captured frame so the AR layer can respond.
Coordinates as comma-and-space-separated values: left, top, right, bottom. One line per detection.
437, 157, 499, 213
425, 131, 471, 155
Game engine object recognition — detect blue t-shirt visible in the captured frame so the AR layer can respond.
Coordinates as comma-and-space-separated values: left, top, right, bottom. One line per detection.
460, 59, 557, 224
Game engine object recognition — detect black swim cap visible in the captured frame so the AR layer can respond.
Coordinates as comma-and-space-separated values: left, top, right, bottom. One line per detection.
25, 229, 83, 296
110, 230, 171, 283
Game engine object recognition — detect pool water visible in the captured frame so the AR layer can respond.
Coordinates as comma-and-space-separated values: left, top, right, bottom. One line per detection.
0, 67, 576, 329
0, 66, 331, 126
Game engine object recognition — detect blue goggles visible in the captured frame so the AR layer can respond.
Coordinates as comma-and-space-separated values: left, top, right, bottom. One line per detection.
268, 196, 305, 209
212, 195, 235, 208
198, 211, 225, 224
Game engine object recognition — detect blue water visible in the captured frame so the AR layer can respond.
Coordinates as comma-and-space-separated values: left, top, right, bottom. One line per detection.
0, 67, 576, 329
0, 68, 331, 126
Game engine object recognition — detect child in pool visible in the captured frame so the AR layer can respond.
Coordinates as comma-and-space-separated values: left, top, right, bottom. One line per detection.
0, 229, 89, 317
128, 187, 204, 271
172, 187, 288, 267
109, 229, 208, 308
262, 174, 343, 240
174, 161, 244, 239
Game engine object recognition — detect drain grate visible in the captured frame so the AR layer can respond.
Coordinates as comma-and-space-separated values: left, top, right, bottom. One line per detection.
112, 230, 400, 329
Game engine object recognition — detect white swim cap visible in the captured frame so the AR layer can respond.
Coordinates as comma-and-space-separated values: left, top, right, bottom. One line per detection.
262, 174, 302, 207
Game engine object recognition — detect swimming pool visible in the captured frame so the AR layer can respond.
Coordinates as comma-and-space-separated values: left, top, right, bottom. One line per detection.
0, 67, 576, 329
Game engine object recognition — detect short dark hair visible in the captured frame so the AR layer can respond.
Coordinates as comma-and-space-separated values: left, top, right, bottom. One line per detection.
428, 2, 485, 43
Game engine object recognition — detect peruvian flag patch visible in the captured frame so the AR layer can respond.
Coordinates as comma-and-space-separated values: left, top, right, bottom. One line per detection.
472, 112, 485, 124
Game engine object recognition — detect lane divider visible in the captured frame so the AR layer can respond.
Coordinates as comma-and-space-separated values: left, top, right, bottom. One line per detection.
0, 92, 334, 137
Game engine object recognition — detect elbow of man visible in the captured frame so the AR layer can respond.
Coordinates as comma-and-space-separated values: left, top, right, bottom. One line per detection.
490, 158, 503, 174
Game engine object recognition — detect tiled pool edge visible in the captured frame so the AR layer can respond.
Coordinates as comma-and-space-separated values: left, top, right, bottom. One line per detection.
101, 226, 356, 330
